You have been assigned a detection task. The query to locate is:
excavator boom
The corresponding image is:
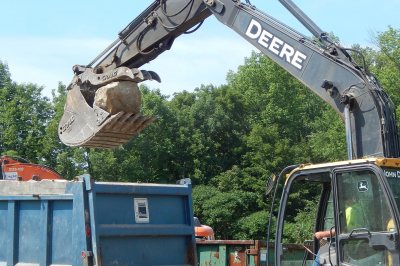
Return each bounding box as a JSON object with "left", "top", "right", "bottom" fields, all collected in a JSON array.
[{"left": 59, "top": 0, "right": 400, "bottom": 158}]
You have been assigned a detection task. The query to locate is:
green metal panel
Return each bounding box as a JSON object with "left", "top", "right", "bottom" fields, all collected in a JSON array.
[{"left": 219, "top": 245, "right": 227, "bottom": 264}]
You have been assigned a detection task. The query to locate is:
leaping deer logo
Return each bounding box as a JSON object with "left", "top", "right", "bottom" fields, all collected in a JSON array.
[{"left": 358, "top": 180, "right": 368, "bottom": 192}]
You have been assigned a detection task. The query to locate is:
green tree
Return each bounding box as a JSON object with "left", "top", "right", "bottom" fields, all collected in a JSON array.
[
  {"left": 99, "top": 86, "right": 179, "bottom": 183},
  {"left": 0, "top": 61, "right": 11, "bottom": 88},
  {"left": 309, "top": 106, "right": 346, "bottom": 162},
  {"left": 193, "top": 184, "right": 259, "bottom": 239},
  {"left": 371, "top": 27, "right": 400, "bottom": 116},
  {"left": 38, "top": 82, "right": 87, "bottom": 178},
  {"left": 234, "top": 211, "right": 270, "bottom": 240},
  {"left": 0, "top": 62, "right": 53, "bottom": 162},
  {"left": 169, "top": 85, "right": 249, "bottom": 184},
  {"left": 227, "top": 52, "right": 327, "bottom": 177}
]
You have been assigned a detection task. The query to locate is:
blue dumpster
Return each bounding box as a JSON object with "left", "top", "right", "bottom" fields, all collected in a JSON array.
[{"left": 0, "top": 175, "right": 196, "bottom": 265}]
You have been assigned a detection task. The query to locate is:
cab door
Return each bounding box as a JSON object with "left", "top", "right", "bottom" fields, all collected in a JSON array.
[{"left": 333, "top": 166, "right": 399, "bottom": 265}]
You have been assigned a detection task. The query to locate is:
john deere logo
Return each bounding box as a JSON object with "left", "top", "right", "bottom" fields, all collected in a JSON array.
[{"left": 358, "top": 180, "right": 368, "bottom": 192}]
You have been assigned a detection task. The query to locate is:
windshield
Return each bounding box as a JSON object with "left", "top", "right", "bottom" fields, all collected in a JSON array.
[
  {"left": 336, "top": 169, "right": 392, "bottom": 233},
  {"left": 383, "top": 167, "right": 400, "bottom": 210},
  {"left": 335, "top": 168, "right": 397, "bottom": 264}
]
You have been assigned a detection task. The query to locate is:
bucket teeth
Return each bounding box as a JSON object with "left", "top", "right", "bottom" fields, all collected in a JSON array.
[{"left": 78, "top": 113, "right": 155, "bottom": 148}]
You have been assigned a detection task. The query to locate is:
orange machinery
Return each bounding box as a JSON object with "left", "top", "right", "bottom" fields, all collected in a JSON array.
[
  {"left": 194, "top": 217, "right": 215, "bottom": 240},
  {"left": 0, "top": 155, "right": 63, "bottom": 181}
]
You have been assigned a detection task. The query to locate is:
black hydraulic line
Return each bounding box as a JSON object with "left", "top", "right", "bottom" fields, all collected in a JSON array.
[
  {"left": 184, "top": 20, "right": 204, "bottom": 34},
  {"left": 87, "top": 1, "right": 161, "bottom": 68},
  {"left": 157, "top": 0, "right": 196, "bottom": 30},
  {"left": 92, "top": 0, "right": 211, "bottom": 70},
  {"left": 118, "top": 1, "right": 160, "bottom": 40},
  {"left": 160, "top": 0, "right": 193, "bottom": 17}
]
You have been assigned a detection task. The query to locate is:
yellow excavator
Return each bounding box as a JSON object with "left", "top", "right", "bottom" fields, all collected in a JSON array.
[{"left": 59, "top": 0, "right": 400, "bottom": 264}]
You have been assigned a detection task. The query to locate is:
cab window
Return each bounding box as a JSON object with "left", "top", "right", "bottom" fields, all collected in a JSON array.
[{"left": 335, "top": 169, "right": 395, "bottom": 265}]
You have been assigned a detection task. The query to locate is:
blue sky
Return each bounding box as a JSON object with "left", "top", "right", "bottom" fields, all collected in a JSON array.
[{"left": 1, "top": 0, "right": 399, "bottom": 98}]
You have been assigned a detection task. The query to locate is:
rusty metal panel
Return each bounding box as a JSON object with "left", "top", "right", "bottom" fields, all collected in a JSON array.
[{"left": 228, "top": 244, "right": 247, "bottom": 266}]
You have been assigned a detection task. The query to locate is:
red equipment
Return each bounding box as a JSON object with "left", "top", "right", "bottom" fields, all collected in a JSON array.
[{"left": 0, "top": 155, "right": 63, "bottom": 181}]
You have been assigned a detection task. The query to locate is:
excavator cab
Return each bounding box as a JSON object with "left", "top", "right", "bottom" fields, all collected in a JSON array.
[
  {"left": 58, "top": 65, "right": 159, "bottom": 148},
  {"left": 194, "top": 217, "right": 215, "bottom": 240},
  {"left": 271, "top": 158, "right": 400, "bottom": 266}
]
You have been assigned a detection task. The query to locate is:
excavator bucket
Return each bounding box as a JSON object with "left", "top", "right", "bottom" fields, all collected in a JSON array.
[{"left": 58, "top": 82, "right": 155, "bottom": 149}]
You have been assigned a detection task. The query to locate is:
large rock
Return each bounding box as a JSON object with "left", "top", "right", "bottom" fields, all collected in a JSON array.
[{"left": 94, "top": 81, "right": 141, "bottom": 115}]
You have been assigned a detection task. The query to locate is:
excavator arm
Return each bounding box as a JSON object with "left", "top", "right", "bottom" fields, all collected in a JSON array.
[
  {"left": 59, "top": 0, "right": 400, "bottom": 158},
  {"left": 58, "top": 0, "right": 211, "bottom": 148}
]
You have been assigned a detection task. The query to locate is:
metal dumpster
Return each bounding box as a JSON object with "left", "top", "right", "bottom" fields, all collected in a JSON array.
[
  {"left": 0, "top": 175, "right": 196, "bottom": 265},
  {"left": 196, "top": 240, "right": 306, "bottom": 266}
]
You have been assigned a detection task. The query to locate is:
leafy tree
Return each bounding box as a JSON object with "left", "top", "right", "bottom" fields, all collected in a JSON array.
[
  {"left": 309, "top": 106, "right": 346, "bottom": 162},
  {"left": 283, "top": 200, "right": 318, "bottom": 243},
  {"left": 370, "top": 27, "right": 400, "bottom": 117},
  {"left": 86, "top": 149, "right": 118, "bottom": 181},
  {"left": 101, "top": 86, "right": 179, "bottom": 183},
  {"left": 170, "top": 85, "right": 249, "bottom": 184},
  {"left": 226, "top": 52, "right": 330, "bottom": 186},
  {"left": 234, "top": 210, "right": 270, "bottom": 240},
  {"left": 0, "top": 61, "right": 11, "bottom": 88},
  {"left": 54, "top": 149, "right": 87, "bottom": 179},
  {"left": 38, "top": 82, "right": 87, "bottom": 178},
  {"left": 193, "top": 184, "right": 259, "bottom": 239},
  {"left": 40, "top": 84, "right": 68, "bottom": 164},
  {"left": 0, "top": 62, "right": 52, "bottom": 162}
]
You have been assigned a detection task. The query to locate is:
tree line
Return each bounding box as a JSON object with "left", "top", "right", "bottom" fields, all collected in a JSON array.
[{"left": 0, "top": 27, "right": 399, "bottom": 240}]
